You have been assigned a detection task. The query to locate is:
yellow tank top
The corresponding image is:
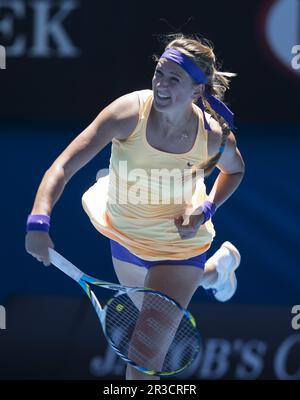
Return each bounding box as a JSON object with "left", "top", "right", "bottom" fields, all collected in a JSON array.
[{"left": 82, "top": 90, "right": 215, "bottom": 260}]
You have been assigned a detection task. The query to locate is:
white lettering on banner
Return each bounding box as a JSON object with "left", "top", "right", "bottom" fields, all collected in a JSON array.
[
  {"left": 259, "top": 0, "right": 300, "bottom": 79},
  {"left": 291, "top": 46, "right": 300, "bottom": 70},
  {"left": 0, "top": 305, "right": 6, "bottom": 329},
  {"left": 198, "top": 339, "right": 266, "bottom": 380},
  {"left": 0, "top": 44, "right": 5, "bottom": 68},
  {"left": 291, "top": 305, "right": 300, "bottom": 330},
  {"left": 274, "top": 334, "right": 300, "bottom": 380},
  {"left": 29, "top": 0, "right": 80, "bottom": 57},
  {"left": 0, "top": 0, "right": 26, "bottom": 57},
  {"left": 0, "top": 0, "right": 80, "bottom": 58},
  {"left": 200, "top": 339, "right": 231, "bottom": 379},
  {"left": 89, "top": 335, "right": 300, "bottom": 379},
  {"left": 235, "top": 340, "right": 267, "bottom": 379}
]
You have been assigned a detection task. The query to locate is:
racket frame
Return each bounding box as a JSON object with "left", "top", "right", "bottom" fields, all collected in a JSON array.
[{"left": 48, "top": 248, "right": 200, "bottom": 376}]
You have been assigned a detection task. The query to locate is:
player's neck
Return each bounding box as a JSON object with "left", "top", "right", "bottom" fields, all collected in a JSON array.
[{"left": 152, "top": 105, "right": 194, "bottom": 135}]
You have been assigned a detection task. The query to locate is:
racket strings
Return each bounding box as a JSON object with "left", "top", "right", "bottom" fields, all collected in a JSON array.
[{"left": 104, "top": 291, "right": 200, "bottom": 373}]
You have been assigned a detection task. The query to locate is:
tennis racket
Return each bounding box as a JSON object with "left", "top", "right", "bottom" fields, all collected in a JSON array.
[{"left": 48, "top": 248, "right": 201, "bottom": 376}]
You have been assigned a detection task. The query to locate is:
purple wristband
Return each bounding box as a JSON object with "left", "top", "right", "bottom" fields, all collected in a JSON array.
[
  {"left": 202, "top": 201, "right": 217, "bottom": 224},
  {"left": 26, "top": 214, "right": 50, "bottom": 233}
]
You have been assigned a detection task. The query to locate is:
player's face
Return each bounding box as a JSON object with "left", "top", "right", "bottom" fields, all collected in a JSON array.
[{"left": 152, "top": 58, "right": 198, "bottom": 112}]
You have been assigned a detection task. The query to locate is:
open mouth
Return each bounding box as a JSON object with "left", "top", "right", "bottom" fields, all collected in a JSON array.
[{"left": 156, "top": 92, "right": 171, "bottom": 101}]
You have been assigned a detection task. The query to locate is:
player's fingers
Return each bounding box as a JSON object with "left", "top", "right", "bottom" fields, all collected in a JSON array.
[
  {"left": 175, "top": 217, "right": 191, "bottom": 230},
  {"left": 44, "top": 249, "right": 52, "bottom": 266},
  {"left": 43, "top": 260, "right": 51, "bottom": 267},
  {"left": 182, "top": 215, "right": 190, "bottom": 225},
  {"left": 33, "top": 252, "right": 50, "bottom": 266},
  {"left": 174, "top": 216, "right": 183, "bottom": 225}
]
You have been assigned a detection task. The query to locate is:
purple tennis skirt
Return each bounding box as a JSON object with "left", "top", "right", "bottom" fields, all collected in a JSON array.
[{"left": 109, "top": 239, "right": 207, "bottom": 269}]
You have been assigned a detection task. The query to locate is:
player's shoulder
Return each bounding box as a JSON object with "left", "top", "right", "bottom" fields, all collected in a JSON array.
[
  {"left": 104, "top": 89, "right": 152, "bottom": 140},
  {"left": 136, "top": 89, "right": 153, "bottom": 102},
  {"left": 104, "top": 91, "right": 140, "bottom": 140},
  {"left": 206, "top": 115, "right": 236, "bottom": 156},
  {"left": 107, "top": 90, "right": 139, "bottom": 119},
  {"left": 108, "top": 89, "right": 152, "bottom": 120}
]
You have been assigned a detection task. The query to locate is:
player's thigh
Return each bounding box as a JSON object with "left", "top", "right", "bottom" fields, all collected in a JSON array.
[
  {"left": 144, "top": 264, "right": 204, "bottom": 308},
  {"left": 111, "top": 256, "right": 147, "bottom": 288}
]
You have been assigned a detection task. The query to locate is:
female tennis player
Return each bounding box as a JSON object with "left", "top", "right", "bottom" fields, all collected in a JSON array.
[{"left": 25, "top": 33, "right": 245, "bottom": 380}]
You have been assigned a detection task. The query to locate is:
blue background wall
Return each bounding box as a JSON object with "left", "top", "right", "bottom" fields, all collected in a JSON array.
[{"left": 1, "top": 121, "right": 298, "bottom": 305}]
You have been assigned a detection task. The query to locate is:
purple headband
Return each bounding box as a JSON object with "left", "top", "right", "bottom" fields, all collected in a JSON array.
[{"left": 160, "top": 48, "right": 235, "bottom": 131}]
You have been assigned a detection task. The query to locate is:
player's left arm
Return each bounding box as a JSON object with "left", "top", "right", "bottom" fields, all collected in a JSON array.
[{"left": 207, "top": 117, "right": 245, "bottom": 208}]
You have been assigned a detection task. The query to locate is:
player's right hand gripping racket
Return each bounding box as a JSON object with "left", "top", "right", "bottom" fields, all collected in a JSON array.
[{"left": 48, "top": 248, "right": 201, "bottom": 376}]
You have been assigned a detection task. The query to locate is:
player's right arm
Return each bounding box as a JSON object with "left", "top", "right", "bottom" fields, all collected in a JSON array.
[{"left": 25, "top": 91, "right": 140, "bottom": 266}]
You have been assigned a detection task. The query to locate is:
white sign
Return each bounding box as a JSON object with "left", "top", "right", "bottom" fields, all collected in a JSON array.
[
  {"left": 259, "top": 0, "right": 300, "bottom": 79},
  {"left": 0, "top": 0, "right": 81, "bottom": 58}
]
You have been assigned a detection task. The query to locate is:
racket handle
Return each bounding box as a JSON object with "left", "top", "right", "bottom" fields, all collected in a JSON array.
[
  {"left": 48, "top": 248, "right": 84, "bottom": 282},
  {"left": 182, "top": 203, "right": 204, "bottom": 226},
  {"left": 182, "top": 215, "right": 190, "bottom": 225}
]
